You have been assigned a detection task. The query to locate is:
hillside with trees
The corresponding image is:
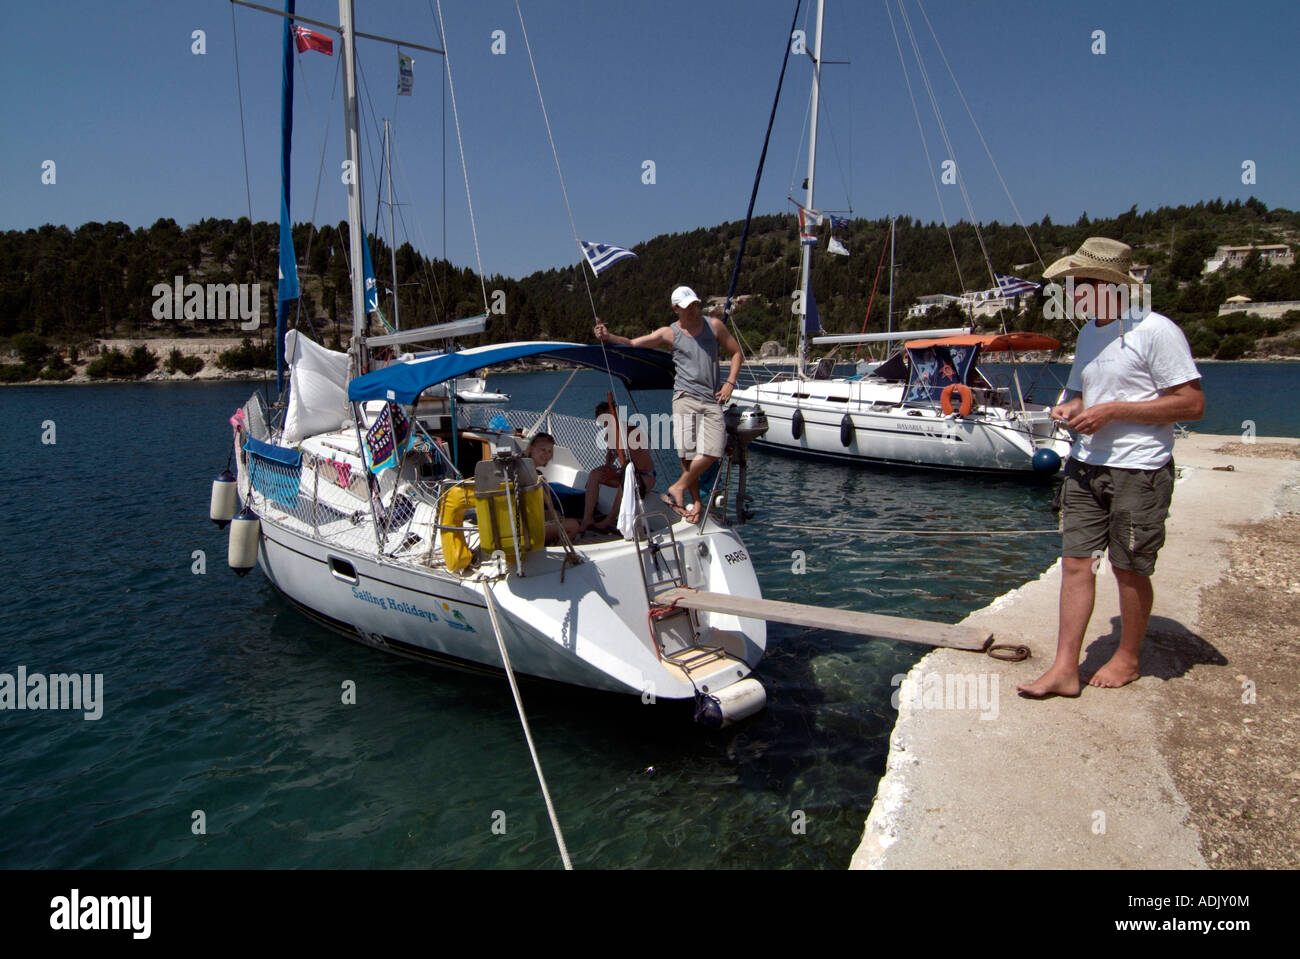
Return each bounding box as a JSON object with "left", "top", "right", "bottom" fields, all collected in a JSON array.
[{"left": 3, "top": 198, "right": 1299, "bottom": 380}]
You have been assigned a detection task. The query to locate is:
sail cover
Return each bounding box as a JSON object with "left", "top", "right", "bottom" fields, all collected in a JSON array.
[
  {"left": 282, "top": 330, "right": 350, "bottom": 443},
  {"left": 348, "top": 342, "right": 675, "bottom": 405}
]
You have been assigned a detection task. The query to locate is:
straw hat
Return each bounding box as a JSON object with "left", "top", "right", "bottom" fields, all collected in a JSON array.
[{"left": 1042, "top": 237, "right": 1136, "bottom": 286}]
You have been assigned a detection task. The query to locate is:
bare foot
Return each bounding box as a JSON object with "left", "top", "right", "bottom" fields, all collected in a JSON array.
[
  {"left": 665, "top": 484, "right": 687, "bottom": 511},
  {"left": 1017, "top": 666, "right": 1082, "bottom": 698},
  {"left": 684, "top": 503, "right": 703, "bottom": 523},
  {"left": 658, "top": 493, "right": 690, "bottom": 518},
  {"left": 1085, "top": 656, "right": 1140, "bottom": 688}
]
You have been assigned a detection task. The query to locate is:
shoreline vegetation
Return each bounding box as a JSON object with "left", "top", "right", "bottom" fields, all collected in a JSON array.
[
  {"left": 0, "top": 336, "right": 604, "bottom": 386},
  {"left": 4, "top": 199, "right": 1300, "bottom": 382},
  {"left": 3, "top": 335, "right": 1298, "bottom": 387}
]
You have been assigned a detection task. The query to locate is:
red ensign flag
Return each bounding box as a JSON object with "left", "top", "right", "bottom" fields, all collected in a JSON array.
[{"left": 293, "top": 26, "right": 334, "bottom": 56}]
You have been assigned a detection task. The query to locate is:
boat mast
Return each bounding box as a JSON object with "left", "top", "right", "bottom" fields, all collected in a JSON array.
[
  {"left": 887, "top": 216, "right": 895, "bottom": 336},
  {"left": 339, "top": 0, "right": 367, "bottom": 371},
  {"left": 384, "top": 118, "right": 400, "bottom": 331},
  {"left": 276, "top": 0, "right": 296, "bottom": 396},
  {"left": 796, "top": 0, "right": 825, "bottom": 377}
]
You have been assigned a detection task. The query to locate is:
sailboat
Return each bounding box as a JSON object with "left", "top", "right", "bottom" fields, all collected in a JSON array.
[
  {"left": 370, "top": 118, "right": 508, "bottom": 405},
  {"left": 731, "top": 0, "right": 1072, "bottom": 476},
  {"left": 213, "top": 0, "right": 770, "bottom": 725}
]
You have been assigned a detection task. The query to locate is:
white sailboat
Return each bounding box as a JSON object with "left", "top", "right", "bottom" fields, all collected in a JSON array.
[
  {"left": 732, "top": 0, "right": 1072, "bottom": 476},
  {"left": 213, "top": 0, "right": 770, "bottom": 725}
]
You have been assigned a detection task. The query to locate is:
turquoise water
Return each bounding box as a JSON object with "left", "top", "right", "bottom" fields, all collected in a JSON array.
[{"left": 0, "top": 362, "right": 1293, "bottom": 869}]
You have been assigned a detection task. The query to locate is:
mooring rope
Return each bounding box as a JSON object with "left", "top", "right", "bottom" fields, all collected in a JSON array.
[
  {"left": 482, "top": 581, "right": 573, "bottom": 871},
  {"left": 763, "top": 522, "right": 1059, "bottom": 535}
]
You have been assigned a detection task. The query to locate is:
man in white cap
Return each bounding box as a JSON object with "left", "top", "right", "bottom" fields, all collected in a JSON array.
[
  {"left": 1019, "top": 237, "right": 1204, "bottom": 698},
  {"left": 594, "top": 286, "right": 743, "bottom": 522}
]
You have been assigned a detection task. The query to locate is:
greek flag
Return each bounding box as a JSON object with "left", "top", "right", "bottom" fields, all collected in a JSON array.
[
  {"left": 580, "top": 240, "right": 638, "bottom": 275},
  {"left": 996, "top": 274, "right": 1041, "bottom": 297}
]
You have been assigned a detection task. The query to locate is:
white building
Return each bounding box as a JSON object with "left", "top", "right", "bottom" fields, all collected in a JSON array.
[{"left": 1203, "top": 243, "right": 1293, "bottom": 275}]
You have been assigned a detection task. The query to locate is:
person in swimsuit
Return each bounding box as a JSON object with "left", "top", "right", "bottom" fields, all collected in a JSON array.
[{"left": 579, "top": 401, "right": 656, "bottom": 533}]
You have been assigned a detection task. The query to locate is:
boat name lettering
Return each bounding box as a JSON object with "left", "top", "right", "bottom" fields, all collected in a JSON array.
[
  {"left": 351, "top": 587, "right": 442, "bottom": 624},
  {"left": 724, "top": 549, "right": 748, "bottom": 565}
]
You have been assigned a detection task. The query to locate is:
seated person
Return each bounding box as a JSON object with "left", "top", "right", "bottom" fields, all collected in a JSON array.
[
  {"left": 580, "top": 401, "right": 657, "bottom": 533},
  {"left": 525, "top": 432, "right": 581, "bottom": 544}
]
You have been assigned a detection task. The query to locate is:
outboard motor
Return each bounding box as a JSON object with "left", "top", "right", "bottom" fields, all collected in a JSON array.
[{"left": 723, "top": 404, "right": 769, "bottom": 524}]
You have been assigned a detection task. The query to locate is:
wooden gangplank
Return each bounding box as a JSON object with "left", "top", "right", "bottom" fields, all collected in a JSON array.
[{"left": 657, "top": 588, "right": 992, "bottom": 652}]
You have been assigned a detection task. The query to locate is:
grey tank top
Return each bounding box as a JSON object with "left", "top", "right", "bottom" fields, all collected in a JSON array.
[{"left": 672, "top": 320, "right": 719, "bottom": 400}]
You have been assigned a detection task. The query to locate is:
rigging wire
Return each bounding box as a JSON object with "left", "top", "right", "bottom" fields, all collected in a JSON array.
[
  {"left": 228, "top": 1, "right": 274, "bottom": 413},
  {"left": 294, "top": 47, "right": 344, "bottom": 337},
  {"left": 914, "top": 0, "right": 1045, "bottom": 273},
  {"left": 512, "top": 0, "right": 596, "bottom": 320},
  {"left": 392, "top": 154, "right": 448, "bottom": 326},
  {"left": 434, "top": 0, "right": 490, "bottom": 315},
  {"left": 895, "top": 0, "right": 997, "bottom": 291},
  {"left": 723, "top": 0, "right": 803, "bottom": 329},
  {"left": 884, "top": 0, "right": 964, "bottom": 293},
  {"left": 513, "top": 0, "right": 618, "bottom": 400},
  {"left": 228, "top": 2, "right": 260, "bottom": 279}
]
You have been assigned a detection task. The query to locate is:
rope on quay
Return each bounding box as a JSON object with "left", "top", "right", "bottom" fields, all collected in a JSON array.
[
  {"left": 483, "top": 581, "right": 573, "bottom": 870},
  {"left": 762, "top": 523, "right": 1060, "bottom": 536}
]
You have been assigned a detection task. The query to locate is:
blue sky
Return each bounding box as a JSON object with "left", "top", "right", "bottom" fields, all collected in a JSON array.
[{"left": 1, "top": 0, "right": 1296, "bottom": 279}]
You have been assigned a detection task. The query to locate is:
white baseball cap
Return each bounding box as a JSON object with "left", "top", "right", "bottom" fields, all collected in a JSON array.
[{"left": 670, "top": 286, "right": 701, "bottom": 309}]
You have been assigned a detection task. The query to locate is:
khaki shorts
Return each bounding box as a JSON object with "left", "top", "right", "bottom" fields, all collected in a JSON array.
[
  {"left": 672, "top": 392, "right": 725, "bottom": 460},
  {"left": 1060, "top": 459, "right": 1175, "bottom": 576}
]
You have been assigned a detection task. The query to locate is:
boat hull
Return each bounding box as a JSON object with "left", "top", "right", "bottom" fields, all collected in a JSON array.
[
  {"left": 735, "top": 382, "right": 1069, "bottom": 475},
  {"left": 253, "top": 510, "right": 765, "bottom": 700}
]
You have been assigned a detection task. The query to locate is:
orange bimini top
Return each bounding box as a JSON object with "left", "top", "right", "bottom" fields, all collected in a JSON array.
[{"left": 903, "top": 332, "right": 1061, "bottom": 353}]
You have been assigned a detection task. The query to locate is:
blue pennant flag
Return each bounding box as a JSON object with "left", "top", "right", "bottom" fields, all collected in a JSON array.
[
  {"left": 996, "top": 273, "right": 1041, "bottom": 297},
  {"left": 829, "top": 215, "right": 850, "bottom": 229},
  {"left": 361, "top": 235, "right": 379, "bottom": 313},
  {"left": 278, "top": 198, "right": 299, "bottom": 302},
  {"left": 803, "top": 284, "right": 821, "bottom": 334},
  {"left": 580, "top": 240, "right": 638, "bottom": 276}
]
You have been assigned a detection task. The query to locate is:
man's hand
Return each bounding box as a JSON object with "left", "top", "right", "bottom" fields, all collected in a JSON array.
[
  {"left": 1067, "top": 401, "right": 1118, "bottom": 436},
  {"left": 1051, "top": 395, "right": 1083, "bottom": 425},
  {"left": 593, "top": 320, "right": 609, "bottom": 341},
  {"left": 716, "top": 381, "right": 735, "bottom": 404}
]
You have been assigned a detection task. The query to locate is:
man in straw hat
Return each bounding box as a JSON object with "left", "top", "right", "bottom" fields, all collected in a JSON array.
[
  {"left": 1018, "top": 237, "right": 1204, "bottom": 698},
  {"left": 594, "top": 286, "right": 743, "bottom": 522}
]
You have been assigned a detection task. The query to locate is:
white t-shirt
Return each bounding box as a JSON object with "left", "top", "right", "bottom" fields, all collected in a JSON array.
[{"left": 1066, "top": 310, "right": 1200, "bottom": 469}]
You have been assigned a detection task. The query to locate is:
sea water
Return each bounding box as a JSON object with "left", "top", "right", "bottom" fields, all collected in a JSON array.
[{"left": 0, "top": 362, "right": 1293, "bottom": 868}]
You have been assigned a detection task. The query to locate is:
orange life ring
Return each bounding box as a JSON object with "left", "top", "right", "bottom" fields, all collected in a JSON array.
[{"left": 940, "top": 383, "right": 974, "bottom": 417}]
